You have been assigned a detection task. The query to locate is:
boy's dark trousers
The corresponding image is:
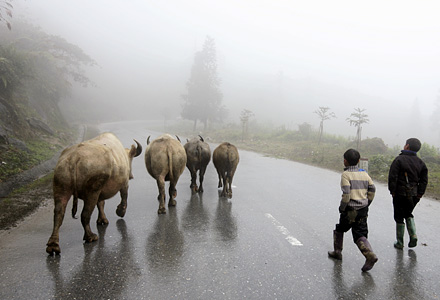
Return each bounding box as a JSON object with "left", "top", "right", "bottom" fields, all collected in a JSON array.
[
  {"left": 393, "top": 195, "right": 419, "bottom": 223},
  {"left": 393, "top": 195, "right": 419, "bottom": 248},
  {"left": 329, "top": 206, "right": 378, "bottom": 272},
  {"left": 336, "top": 206, "right": 369, "bottom": 242}
]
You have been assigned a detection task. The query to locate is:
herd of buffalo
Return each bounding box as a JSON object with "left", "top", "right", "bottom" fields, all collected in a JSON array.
[{"left": 46, "top": 133, "right": 240, "bottom": 255}]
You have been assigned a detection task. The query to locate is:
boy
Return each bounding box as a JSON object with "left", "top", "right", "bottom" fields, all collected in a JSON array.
[
  {"left": 328, "top": 149, "right": 378, "bottom": 272},
  {"left": 388, "top": 138, "right": 428, "bottom": 249}
]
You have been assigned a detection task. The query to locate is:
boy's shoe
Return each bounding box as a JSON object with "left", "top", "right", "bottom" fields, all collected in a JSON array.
[
  {"left": 328, "top": 230, "right": 343, "bottom": 260},
  {"left": 394, "top": 223, "right": 405, "bottom": 249},
  {"left": 406, "top": 217, "right": 418, "bottom": 248},
  {"left": 356, "top": 236, "right": 378, "bottom": 272}
]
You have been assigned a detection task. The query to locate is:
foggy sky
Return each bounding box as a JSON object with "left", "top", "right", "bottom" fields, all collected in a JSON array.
[{"left": 13, "top": 0, "right": 440, "bottom": 146}]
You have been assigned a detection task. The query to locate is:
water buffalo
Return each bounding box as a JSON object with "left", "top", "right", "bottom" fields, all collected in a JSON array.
[
  {"left": 46, "top": 132, "right": 142, "bottom": 255},
  {"left": 184, "top": 135, "right": 211, "bottom": 193},
  {"left": 213, "top": 142, "right": 239, "bottom": 198},
  {"left": 145, "top": 134, "right": 187, "bottom": 214}
]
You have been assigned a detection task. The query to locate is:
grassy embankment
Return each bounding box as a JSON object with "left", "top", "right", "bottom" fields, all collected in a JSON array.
[
  {"left": 0, "top": 125, "right": 101, "bottom": 229},
  {"left": 170, "top": 121, "right": 440, "bottom": 200}
]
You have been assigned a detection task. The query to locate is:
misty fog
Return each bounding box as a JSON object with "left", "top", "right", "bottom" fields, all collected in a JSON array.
[{"left": 11, "top": 0, "right": 440, "bottom": 147}]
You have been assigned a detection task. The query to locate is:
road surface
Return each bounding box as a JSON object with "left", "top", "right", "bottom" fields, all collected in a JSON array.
[{"left": 1, "top": 120, "right": 439, "bottom": 299}]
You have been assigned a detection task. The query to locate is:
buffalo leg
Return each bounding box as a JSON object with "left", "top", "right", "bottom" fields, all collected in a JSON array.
[
  {"left": 227, "top": 165, "right": 238, "bottom": 198},
  {"left": 221, "top": 172, "right": 228, "bottom": 197},
  {"left": 217, "top": 171, "right": 223, "bottom": 188},
  {"left": 81, "top": 193, "right": 99, "bottom": 243},
  {"left": 157, "top": 176, "right": 166, "bottom": 214},
  {"left": 46, "top": 192, "right": 70, "bottom": 255},
  {"left": 96, "top": 200, "right": 109, "bottom": 225},
  {"left": 190, "top": 168, "right": 198, "bottom": 192},
  {"left": 168, "top": 178, "right": 178, "bottom": 207},
  {"left": 198, "top": 167, "right": 206, "bottom": 193},
  {"left": 116, "top": 185, "right": 128, "bottom": 217}
]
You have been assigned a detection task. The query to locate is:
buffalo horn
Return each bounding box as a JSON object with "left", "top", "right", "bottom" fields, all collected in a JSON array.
[
  {"left": 147, "top": 136, "right": 150, "bottom": 145},
  {"left": 198, "top": 135, "right": 204, "bottom": 142},
  {"left": 133, "top": 139, "right": 142, "bottom": 157}
]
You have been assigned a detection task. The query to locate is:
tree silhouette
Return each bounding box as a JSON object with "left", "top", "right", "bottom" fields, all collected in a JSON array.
[
  {"left": 181, "top": 36, "right": 224, "bottom": 131},
  {"left": 346, "top": 108, "right": 369, "bottom": 149},
  {"left": 314, "top": 106, "right": 336, "bottom": 145},
  {"left": 240, "top": 109, "right": 254, "bottom": 141},
  {"left": 298, "top": 122, "right": 312, "bottom": 140},
  {"left": 430, "top": 91, "right": 440, "bottom": 143}
]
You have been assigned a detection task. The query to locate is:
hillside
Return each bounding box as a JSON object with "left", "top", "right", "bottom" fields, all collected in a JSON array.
[{"left": 0, "top": 21, "right": 95, "bottom": 183}]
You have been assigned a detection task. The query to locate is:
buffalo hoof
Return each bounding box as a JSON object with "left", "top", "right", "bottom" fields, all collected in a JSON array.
[
  {"left": 190, "top": 184, "right": 198, "bottom": 192},
  {"left": 97, "top": 217, "right": 109, "bottom": 225},
  {"left": 46, "top": 243, "right": 61, "bottom": 256},
  {"left": 168, "top": 199, "right": 177, "bottom": 207},
  {"left": 198, "top": 186, "right": 204, "bottom": 193},
  {"left": 116, "top": 205, "right": 126, "bottom": 218},
  {"left": 83, "top": 233, "right": 98, "bottom": 243},
  {"left": 158, "top": 207, "right": 166, "bottom": 214}
]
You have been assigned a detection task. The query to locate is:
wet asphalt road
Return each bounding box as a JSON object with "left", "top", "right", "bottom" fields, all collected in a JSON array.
[{"left": 0, "top": 120, "right": 439, "bottom": 300}]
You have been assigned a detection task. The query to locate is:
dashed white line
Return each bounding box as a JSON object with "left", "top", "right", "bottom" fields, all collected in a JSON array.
[{"left": 265, "top": 213, "right": 303, "bottom": 246}]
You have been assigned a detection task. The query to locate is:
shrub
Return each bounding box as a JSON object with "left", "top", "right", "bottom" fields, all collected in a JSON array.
[
  {"left": 419, "top": 143, "right": 440, "bottom": 159},
  {"left": 367, "top": 154, "right": 394, "bottom": 179},
  {"left": 359, "top": 137, "right": 388, "bottom": 155}
]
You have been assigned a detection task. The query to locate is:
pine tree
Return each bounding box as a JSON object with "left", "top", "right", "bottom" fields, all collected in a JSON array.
[{"left": 181, "top": 36, "right": 224, "bottom": 131}]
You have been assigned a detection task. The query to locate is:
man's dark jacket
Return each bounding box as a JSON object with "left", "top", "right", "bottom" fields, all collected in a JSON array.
[{"left": 388, "top": 150, "right": 428, "bottom": 197}]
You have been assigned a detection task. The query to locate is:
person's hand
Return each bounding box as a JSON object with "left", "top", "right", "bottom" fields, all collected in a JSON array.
[{"left": 338, "top": 205, "right": 345, "bottom": 213}]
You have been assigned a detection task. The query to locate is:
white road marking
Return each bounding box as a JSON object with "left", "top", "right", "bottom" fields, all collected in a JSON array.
[{"left": 265, "top": 213, "right": 303, "bottom": 246}]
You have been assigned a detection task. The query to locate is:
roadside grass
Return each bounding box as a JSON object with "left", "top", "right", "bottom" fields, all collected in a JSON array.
[
  {"left": 0, "top": 140, "right": 62, "bottom": 182},
  {"left": 0, "top": 124, "right": 78, "bottom": 183},
  {"left": 169, "top": 121, "right": 440, "bottom": 200},
  {"left": 0, "top": 173, "right": 53, "bottom": 230}
]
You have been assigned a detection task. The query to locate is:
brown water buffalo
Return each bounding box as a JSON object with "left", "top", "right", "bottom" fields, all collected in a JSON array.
[
  {"left": 144, "top": 134, "right": 187, "bottom": 214},
  {"left": 46, "top": 132, "right": 142, "bottom": 255},
  {"left": 213, "top": 142, "right": 239, "bottom": 198},
  {"left": 184, "top": 135, "right": 211, "bottom": 193}
]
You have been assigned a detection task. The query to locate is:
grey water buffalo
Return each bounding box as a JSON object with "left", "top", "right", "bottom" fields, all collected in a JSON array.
[
  {"left": 184, "top": 135, "right": 211, "bottom": 193},
  {"left": 145, "top": 134, "right": 187, "bottom": 214},
  {"left": 46, "top": 132, "right": 142, "bottom": 255},
  {"left": 213, "top": 142, "right": 239, "bottom": 198}
]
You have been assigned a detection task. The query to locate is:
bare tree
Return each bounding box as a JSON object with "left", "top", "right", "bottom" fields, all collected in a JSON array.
[
  {"left": 240, "top": 109, "right": 254, "bottom": 141},
  {"left": 314, "top": 106, "right": 336, "bottom": 145},
  {"left": 346, "top": 108, "right": 369, "bottom": 149}
]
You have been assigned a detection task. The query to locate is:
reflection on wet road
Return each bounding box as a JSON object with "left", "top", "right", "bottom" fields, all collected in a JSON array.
[{"left": 0, "top": 121, "right": 439, "bottom": 299}]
